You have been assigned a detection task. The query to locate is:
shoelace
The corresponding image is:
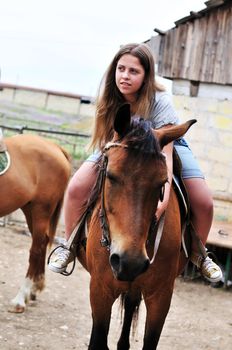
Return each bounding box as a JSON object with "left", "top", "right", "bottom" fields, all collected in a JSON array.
[
  {"left": 55, "top": 247, "right": 70, "bottom": 262},
  {"left": 203, "top": 258, "right": 218, "bottom": 273}
]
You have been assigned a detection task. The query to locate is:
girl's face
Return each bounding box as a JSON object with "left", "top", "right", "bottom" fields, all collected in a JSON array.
[{"left": 115, "top": 54, "right": 145, "bottom": 103}]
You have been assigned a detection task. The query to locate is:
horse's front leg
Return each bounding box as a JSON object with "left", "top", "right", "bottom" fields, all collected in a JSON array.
[
  {"left": 9, "top": 213, "right": 49, "bottom": 313},
  {"left": 117, "top": 290, "right": 142, "bottom": 350},
  {"left": 88, "top": 278, "right": 115, "bottom": 350},
  {"left": 142, "top": 287, "right": 174, "bottom": 349},
  {"left": 9, "top": 275, "right": 45, "bottom": 313}
]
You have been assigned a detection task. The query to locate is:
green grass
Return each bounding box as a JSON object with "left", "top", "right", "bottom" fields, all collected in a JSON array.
[{"left": 0, "top": 112, "right": 91, "bottom": 162}]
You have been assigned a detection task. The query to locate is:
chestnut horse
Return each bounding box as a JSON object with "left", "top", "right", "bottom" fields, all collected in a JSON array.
[
  {"left": 77, "top": 104, "right": 196, "bottom": 349},
  {"left": 0, "top": 134, "right": 71, "bottom": 313}
]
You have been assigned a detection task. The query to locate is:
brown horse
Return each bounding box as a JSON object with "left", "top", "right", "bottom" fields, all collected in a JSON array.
[
  {"left": 76, "top": 104, "right": 196, "bottom": 349},
  {"left": 0, "top": 134, "right": 71, "bottom": 313}
]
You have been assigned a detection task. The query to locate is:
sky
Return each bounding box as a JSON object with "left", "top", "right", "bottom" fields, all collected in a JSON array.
[{"left": 0, "top": 0, "right": 207, "bottom": 97}]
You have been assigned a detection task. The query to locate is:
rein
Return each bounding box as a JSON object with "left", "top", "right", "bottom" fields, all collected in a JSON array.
[
  {"left": 99, "top": 154, "right": 110, "bottom": 249},
  {"left": 98, "top": 141, "right": 166, "bottom": 264},
  {"left": 99, "top": 142, "right": 129, "bottom": 249}
]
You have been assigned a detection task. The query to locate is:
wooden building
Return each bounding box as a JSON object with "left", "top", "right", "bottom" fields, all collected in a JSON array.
[
  {"left": 148, "top": 0, "right": 232, "bottom": 98},
  {"left": 147, "top": 0, "right": 232, "bottom": 223}
]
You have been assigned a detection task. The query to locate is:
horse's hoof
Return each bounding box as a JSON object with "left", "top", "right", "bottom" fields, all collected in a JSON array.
[
  {"left": 30, "top": 293, "right": 36, "bottom": 301},
  {"left": 8, "top": 304, "right": 26, "bottom": 313}
]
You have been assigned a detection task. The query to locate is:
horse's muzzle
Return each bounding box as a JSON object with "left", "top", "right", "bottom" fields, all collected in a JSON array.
[{"left": 109, "top": 252, "right": 150, "bottom": 281}]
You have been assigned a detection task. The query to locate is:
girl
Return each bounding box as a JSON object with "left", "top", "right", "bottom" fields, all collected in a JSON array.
[{"left": 48, "top": 43, "right": 222, "bottom": 283}]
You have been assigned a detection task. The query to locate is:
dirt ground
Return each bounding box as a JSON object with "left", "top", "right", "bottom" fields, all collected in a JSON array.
[{"left": 0, "top": 224, "right": 232, "bottom": 350}]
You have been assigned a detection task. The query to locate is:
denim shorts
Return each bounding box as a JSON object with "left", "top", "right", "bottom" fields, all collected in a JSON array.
[
  {"left": 86, "top": 139, "right": 204, "bottom": 179},
  {"left": 174, "top": 138, "right": 204, "bottom": 179}
]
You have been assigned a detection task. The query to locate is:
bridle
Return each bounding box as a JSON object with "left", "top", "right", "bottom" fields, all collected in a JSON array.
[
  {"left": 98, "top": 141, "right": 166, "bottom": 264},
  {"left": 98, "top": 142, "right": 128, "bottom": 249}
]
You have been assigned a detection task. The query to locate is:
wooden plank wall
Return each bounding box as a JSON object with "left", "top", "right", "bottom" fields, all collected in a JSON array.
[{"left": 158, "top": 4, "right": 232, "bottom": 84}]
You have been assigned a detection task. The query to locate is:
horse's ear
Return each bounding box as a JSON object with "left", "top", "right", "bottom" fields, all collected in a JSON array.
[
  {"left": 114, "top": 103, "right": 131, "bottom": 137},
  {"left": 153, "top": 119, "right": 197, "bottom": 149}
]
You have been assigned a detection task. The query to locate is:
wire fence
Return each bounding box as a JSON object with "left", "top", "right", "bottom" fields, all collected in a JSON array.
[
  {"left": 0, "top": 124, "right": 91, "bottom": 228},
  {"left": 0, "top": 123, "right": 91, "bottom": 162}
]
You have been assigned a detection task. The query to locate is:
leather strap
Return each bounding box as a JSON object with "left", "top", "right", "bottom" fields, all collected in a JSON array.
[
  {"left": 150, "top": 212, "right": 165, "bottom": 264},
  {"left": 189, "top": 222, "right": 207, "bottom": 259},
  {"left": 65, "top": 210, "right": 89, "bottom": 250}
]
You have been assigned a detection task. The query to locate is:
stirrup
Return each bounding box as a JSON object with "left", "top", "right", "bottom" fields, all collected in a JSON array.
[
  {"left": 47, "top": 245, "right": 76, "bottom": 277},
  {"left": 206, "top": 250, "right": 219, "bottom": 263}
]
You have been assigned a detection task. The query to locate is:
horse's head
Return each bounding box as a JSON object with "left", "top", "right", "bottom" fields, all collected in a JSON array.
[{"left": 100, "top": 103, "right": 196, "bottom": 281}]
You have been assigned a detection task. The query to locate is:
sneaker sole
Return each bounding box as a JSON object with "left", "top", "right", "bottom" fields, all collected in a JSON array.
[
  {"left": 48, "top": 264, "right": 67, "bottom": 274},
  {"left": 203, "top": 273, "right": 222, "bottom": 283}
]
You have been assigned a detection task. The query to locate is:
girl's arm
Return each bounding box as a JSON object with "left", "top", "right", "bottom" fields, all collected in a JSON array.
[{"left": 155, "top": 137, "right": 173, "bottom": 221}]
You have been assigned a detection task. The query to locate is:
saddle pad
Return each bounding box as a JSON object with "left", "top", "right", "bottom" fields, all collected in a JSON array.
[{"left": 0, "top": 151, "right": 11, "bottom": 175}]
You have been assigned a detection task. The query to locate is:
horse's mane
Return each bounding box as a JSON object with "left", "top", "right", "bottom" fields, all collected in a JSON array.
[
  {"left": 122, "top": 117, "right": 162, "bottom": 157},
  {"left": 87, "top": 118, "right": 165, "bottom": 210}
]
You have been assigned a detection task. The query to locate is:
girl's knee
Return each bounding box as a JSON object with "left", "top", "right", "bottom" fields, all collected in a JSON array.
[
  {"left": 66, "top": 168, "right": 96, "bottom": 201},
  {"left": 200, "top": 185, "right": 213, "bottom": 213},
  {"left": 202, "top": 195, "right": 213, "bottom": 214},
  {"left": 66, "top": 179, "right": 80, "bottom": 200},
  {"left": 185, "top": 178, "right": 214, "bottom": 215},
  {"left": 192, "top": 190, "right": 214, "bottom": 217}
]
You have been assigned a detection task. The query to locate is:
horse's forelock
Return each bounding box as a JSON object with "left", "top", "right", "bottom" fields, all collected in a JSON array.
[
  {"left": 124, "top": 118, "right": 162, "bottom": 157},
  {"left": 87, "top": 119, "right": 165, "bottom": 208}
]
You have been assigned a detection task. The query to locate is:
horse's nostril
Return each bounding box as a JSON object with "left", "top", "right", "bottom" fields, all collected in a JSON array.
[
  {"left": 110, "top": 253, "right": 150, "bottom": 281},
  {"left": 110, "top": 253, "right": 120, "bottom": 271}
]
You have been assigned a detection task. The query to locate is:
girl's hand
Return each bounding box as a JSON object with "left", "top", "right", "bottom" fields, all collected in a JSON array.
[{"left": 154, "top": 137, "right": 173, "bottom": 222}]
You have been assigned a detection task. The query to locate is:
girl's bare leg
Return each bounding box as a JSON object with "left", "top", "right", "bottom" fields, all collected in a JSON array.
[
  {"left": 183, "top": 177, "right": 213, "bottom": 249},
  {"left": 64, "top": 161, "right": 97, "bottom": 239},
  {"left": 184, "top": 178, "right": 222, "bottom": 282},
  {"left": 48, "top": 161, "right": 97, "bottom": 273}
]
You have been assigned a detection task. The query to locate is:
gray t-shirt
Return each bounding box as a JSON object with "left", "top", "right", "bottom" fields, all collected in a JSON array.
[
  {"left": 149, "top": 91, "right": 179, "bottom": 129},
  {"left": 87, "top": 92, "right": 180, "bottom": 162}
]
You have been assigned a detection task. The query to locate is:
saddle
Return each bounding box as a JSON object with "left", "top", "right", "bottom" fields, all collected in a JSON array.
[
  {"left": 172, "top": 148, "right": 191, "bottom": 257},
  {"left": 0, "top": 129, "right": 11, "bottom": 175},
  {"left": 0, "top": 128, "right": 7, "bottom": 152},
  {"left": 173, "top": 148, "right": 190, "bottom": 219}
]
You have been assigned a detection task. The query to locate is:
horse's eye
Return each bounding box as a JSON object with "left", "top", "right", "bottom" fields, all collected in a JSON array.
[{"left": 106, "top": 171, "right": 118, "bottom": 183}]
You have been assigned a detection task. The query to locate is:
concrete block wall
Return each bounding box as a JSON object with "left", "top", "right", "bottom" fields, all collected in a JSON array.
[
  {"left": 173, "top": 95, "right": 232, "bottom": 222},
  {"left": 0, "top": 87, "right": 15, "bottom": 101},
  {"left": 46, "top": 94, "right": 80, "bottom": 114},
  {"left": 14, "top": 89, "right": 47, "bottom": 108},
  {"left": 1, "top": 83, "right": 231, "bottom": 222},
  {"left": 0, "top": 84, "right": 95, "bottom": 118}
]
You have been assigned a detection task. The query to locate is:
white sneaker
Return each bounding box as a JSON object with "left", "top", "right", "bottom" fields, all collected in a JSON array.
[
  {"left": 48, "top": 246, "right": 73, "bottom": 273},
  {"left": 201, "top": 256, "right": 222, "bottom": 283}
]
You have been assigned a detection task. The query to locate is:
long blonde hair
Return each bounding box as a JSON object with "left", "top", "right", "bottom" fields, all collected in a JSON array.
[{"left": 90, "top": 43, "right": 165, "bottom": 151}]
